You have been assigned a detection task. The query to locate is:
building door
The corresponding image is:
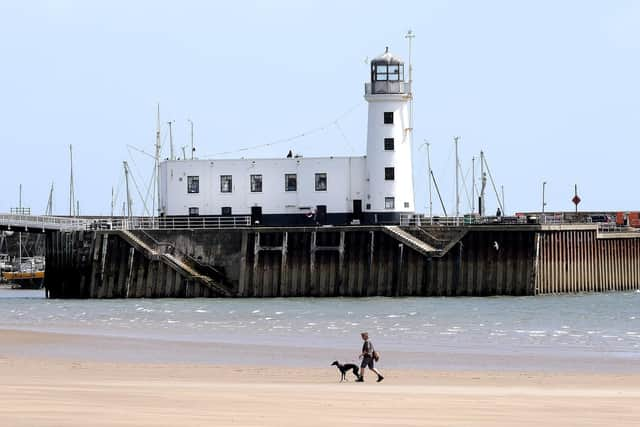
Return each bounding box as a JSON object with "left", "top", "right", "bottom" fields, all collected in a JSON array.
[
  {"left": 352, "top": 200, "right": 362, "bottom": 221},
  {"left": 316, "top": 205, "right": 327, "bottom": 225},
  {"left": 251, "top": 206, "right": 262, "bottom": 225}
]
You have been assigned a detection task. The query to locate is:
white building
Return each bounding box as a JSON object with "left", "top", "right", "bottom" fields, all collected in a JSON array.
[{"left": 159, "top": 47, "right": 415, "bottom": 225}]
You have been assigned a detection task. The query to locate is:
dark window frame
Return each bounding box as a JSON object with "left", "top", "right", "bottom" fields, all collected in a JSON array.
[
  {"left": 220, "top": 175, "right": 233, "bottom": 193},
  {"left": 384, "top": 112, "right": 394, "bottom": 124},
  {"left": 385, "top": 167, "right": 395, "bottom": 181},
  {"left": 250, "top": 174, "right": 262, "bottom": 193},
  {"left": 188, "top": 207, "right": 199, "bottom": 216},
  {"left": 315, "top": 173, "right": 327, "bottom": 191},
  {"left": 373, "top": 64, "right": 404, "bottom": 82},
  {"left": 187, "top": 176, "right": 199, "bottom": 193},
  {"left": 385, "top": 197, "right": 395, "bottom": 210},
  {"left": 285, "top": 173, "right": 297, "bottom": 192},
  {"left": 221, "top": 206, "right": 232, "bottom": 216},
  {"left": 384, "top": 137, "right": 394, "bottom": 151}
]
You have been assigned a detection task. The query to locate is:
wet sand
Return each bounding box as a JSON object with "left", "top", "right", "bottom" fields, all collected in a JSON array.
[{"left": 1, "top": 329, "right": 639, "bottom": 426}]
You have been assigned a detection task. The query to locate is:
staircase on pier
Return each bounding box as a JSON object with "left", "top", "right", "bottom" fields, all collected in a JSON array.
[{"left": 116, "top": 229, "right": 232, "bottom": 297}]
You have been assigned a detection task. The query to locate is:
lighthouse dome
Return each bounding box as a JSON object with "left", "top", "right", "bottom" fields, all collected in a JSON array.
[{"left": 371, "top": 47, "right": 404, "bottom": 65}]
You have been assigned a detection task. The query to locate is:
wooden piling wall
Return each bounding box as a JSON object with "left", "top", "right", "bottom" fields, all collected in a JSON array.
[
  {"left": 44, "top": 226, "right": 640, "bottom": 298},
  {"left": 46, "top": 231, "right": 219, "bottom": 298}
]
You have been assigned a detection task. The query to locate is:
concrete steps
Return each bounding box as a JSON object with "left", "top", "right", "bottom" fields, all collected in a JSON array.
[
  {"left": 382, "top": 226, "right": 439, "bottom": 256},
  {"left": 117, "top": 230, "right": 159, "bottom": 260},
  {"left": 162, "top": 253, "right": 232, "bottom": 297},
  {"left": 116, "top": 230, "right": 231, "bottom": 297}
]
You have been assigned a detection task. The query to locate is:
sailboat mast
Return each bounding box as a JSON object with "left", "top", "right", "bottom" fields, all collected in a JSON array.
[
  {"left": 124, "top": 161, "right": 132, "bottom": 219},
  {"left": 425, "top": 140, "right": 433, "bottom": 222},
  {"left": 155, "top": 104, "right": 161, "bottom": 218},
  {"left": 69, "top": 144, "right": 75, "bottom": 217},
  {"left": 472, "top": 157, "right": 476, "bottom": 214},
  {"left": 18, "top": 184, "right": 22, "bottom": 263},
  {"left": 45, "top": 182, "right": 54, "bottom": 215},
  {"left": 454, "top": 136, "right": 460, "bottom": 218}
]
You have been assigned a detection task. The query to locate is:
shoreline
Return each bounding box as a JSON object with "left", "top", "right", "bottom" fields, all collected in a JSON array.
[
  {"left": 1, "top": 327, "right": 638, "bottom": 373},
  {"left": 1, "top": 329, "right": 640, "bottom": 425}
]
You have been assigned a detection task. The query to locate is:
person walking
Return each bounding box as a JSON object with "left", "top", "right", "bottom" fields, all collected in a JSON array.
[{"left": 356, "top": 332, "right": 384, "bottom": 382}]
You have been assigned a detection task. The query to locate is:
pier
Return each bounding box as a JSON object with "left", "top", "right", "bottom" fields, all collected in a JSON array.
[{"left": 2, "top": 214, "right": 630, "bottom": 298}]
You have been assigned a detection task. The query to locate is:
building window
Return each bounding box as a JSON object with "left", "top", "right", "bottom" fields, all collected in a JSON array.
[
  {"left": 384, "top": 112, "right": 394, "bottom": 124},
  {"left": 188, "top": 207, "right": 199, "bottom": 216},
  {"left": 285, "top": 173, "right": 297, "bottom": 192},
  {"left": 385, "top": 197, "right": 395, "bottom": 210},
  {"left": 404, "top": 202, "right": 410, "bottom": 208},
  {"left": 250, "top": 174, "right": 262, "bottom": 192},
  {"left": 220, "top": 175, "right": 232, "bottom": 193},
  {"left": 315, "top": 173, "right": 327, "bottom": 191},
  {"left": 385, "top": 167, "right": 395, "bottom": 181},
  {"left": 187, "top": 176, "right": 199, "bottom": 193},
  {"left": 221, "top": 206, "right": 232, "bottom": 216},
  {"left": 366, "top": 203, "right": 371, "bottom": 210},
  {"left": 384, "top": 138, "right": 394, "bottom": 151}
]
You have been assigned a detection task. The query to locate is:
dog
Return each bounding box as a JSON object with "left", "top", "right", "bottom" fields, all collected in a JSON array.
[{"left": 331, "top": 360, "right": 360, "bottom": 382}]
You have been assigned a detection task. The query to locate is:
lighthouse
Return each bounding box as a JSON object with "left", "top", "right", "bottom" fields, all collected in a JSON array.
[
  {"left": 159, "top": 45, "right": 416, "bottom": 226},
  {"left": 364, "top": 47, "right": 415, "bottom": 223}
]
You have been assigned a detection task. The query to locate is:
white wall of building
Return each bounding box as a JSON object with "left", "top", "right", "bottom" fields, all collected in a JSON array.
[{"left": 159, "top": 156, "right": 366, "bottom": 216}]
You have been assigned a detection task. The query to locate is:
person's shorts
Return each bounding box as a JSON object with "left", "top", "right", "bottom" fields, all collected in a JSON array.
[{"left": 360, "top": 355, "right": 374, "bottom": 369}]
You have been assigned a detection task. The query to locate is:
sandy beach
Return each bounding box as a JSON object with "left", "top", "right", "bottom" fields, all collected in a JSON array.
[{"left": 1, "top": 329, "right": 639, "bottom": 426}]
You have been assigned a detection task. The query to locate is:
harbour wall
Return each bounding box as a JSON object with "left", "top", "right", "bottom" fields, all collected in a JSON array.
[{"left": 44, "top": 225, "right": 640, "bottom": 298}]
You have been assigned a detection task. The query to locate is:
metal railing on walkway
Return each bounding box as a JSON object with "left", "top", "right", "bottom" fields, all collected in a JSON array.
[
  {"left": 1, "top": 213, "right": 251, "bottom": 232},
  {"left": 0, "top": 213, "right": 90, "bottom": 231},
  {"left": 87, "top": 216, "right": 252, "bottom": 230}
]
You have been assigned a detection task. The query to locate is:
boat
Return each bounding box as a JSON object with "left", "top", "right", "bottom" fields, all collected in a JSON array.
[
  {"left": 0, "top": 254, "right": 12, "bottom": 273},
  {"left": 1, "top": 257, "right": 45, "bottom": 289}
]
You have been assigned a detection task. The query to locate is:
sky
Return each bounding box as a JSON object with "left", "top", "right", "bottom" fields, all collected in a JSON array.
[{"left": 0, "top": 0, "right": 638, "bottom": 216}]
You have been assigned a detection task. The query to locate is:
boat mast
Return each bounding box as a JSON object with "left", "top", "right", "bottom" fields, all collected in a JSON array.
[
  {"left": 45, "top": 182, "right": 54, "bottom": 216},
  {"left": 123, "top": 161, "right": 132, "bottom": 220},
  {"left": 471, "top": 157, "right": 475, "bottom": 214},
  {"left": 69, "top": 144, "right": 75, "bottom": 217},
  {"left": 454, "top": 136, "right": 460, "bottom": 219},
  {"left": 154, "top": 104, "right": 161, "bottom": 219},
  {"left": 18, "top": 184, "right": 22, "bottom": 264},
  {"left": 426, "top": 140, "right": 433, "bottom": 222}
]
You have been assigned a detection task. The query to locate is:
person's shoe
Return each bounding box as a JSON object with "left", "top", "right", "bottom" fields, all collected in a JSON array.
[
  {"left": 355, "top": 376, "right": 364, "bottom": 382},
  {"left": 376, "top": 375, "right": 384, "bottom": 382}
]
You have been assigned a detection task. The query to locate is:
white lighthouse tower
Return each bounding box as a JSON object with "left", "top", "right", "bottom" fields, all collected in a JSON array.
[{"left": 364, "top": 47, "right": 415, "bottom": 223}]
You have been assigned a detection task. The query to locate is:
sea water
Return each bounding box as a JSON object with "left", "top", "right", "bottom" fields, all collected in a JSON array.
[{"left": 1, "top": 289, "right": 639, "bottom": 363}]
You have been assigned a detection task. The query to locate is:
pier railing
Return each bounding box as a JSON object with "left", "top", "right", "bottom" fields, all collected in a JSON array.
[
  {"left": 400, "top": 213, "right": 638, "bottom": 233},
  {"left": 400, "top": 214, "right": 528, "bottom": 227},
  {"left": 87, "top": 216, "right": 252, "bottom": 231},
  {"left": 0, "top": 213, "right": 91, "bottom": 231}
]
